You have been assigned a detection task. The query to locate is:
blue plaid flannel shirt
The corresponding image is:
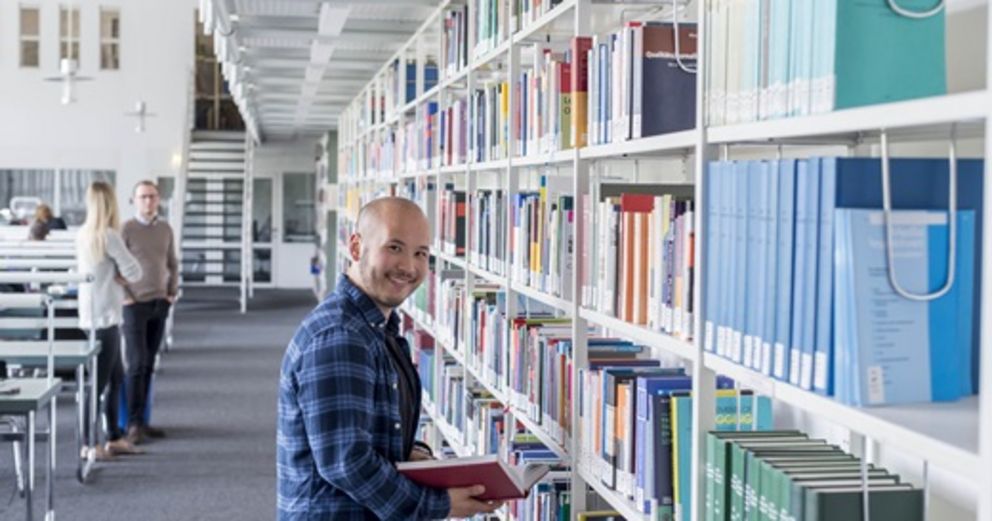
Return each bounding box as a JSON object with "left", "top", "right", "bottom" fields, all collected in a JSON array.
[{"left": 277, "top": 275, "right": 450, "bottom": 520}]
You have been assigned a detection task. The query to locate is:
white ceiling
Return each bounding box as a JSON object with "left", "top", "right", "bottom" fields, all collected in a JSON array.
[{"left": 200, "top": 0, "right": 438, "bottom": 141}]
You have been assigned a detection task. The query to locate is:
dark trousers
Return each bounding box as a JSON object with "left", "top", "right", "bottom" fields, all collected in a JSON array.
[
  {"left": 85, "top": 326, "right": 124, "bottom": 442},
  {"left": 122, "top": 299, "right": 170, "bottom": 427}
]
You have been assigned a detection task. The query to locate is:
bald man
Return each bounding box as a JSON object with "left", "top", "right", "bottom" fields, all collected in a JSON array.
[{"left": 277, "top": 197, "right": 501, "bottom": 520}]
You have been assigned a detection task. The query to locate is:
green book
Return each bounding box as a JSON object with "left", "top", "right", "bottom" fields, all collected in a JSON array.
[
  {"left": 730, "top": 442, "right": 833, "bottom": 521},
  {"left": 705, "top": 431, "right": 803, "bottom": 521},
  {"left": 761, "top": 459, "right": 868, "bottom": 521},
  {"left": 774, "top": 468, "right": 889, "bottom": 521},
  {"left": 804, "top": 485, "right": 922, "bottom": 521},
  {"left": 788, "top": 477, "right": 902, "bottom": 521}
]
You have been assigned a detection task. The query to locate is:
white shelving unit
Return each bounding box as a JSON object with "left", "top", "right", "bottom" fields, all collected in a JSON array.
[{"left": 338, "top": 0, "right": 992, "bottom": 519}]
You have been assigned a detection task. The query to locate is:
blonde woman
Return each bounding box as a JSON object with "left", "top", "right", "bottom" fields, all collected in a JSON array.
[{"left": 77, "top": 181, "right": 144, "bottom": 459}]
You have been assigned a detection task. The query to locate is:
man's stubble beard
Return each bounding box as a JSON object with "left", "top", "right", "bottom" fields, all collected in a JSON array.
[{"left": 359, "top": 252, "right": 412, "bottom": 309}]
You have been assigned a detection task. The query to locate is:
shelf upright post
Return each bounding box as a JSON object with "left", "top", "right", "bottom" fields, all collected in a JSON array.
[
  {"left": 466, "top": 28, "right": 478, "bottom": 307},
  {"left": 979, "top": 5, "right": 992, "bottom": 518},
  {"left": 690, "top": 0, "right": 717, "bottom": 519},
  {"left": 505, "top": 31, "right": 521, "bottom": 323},
  {"left": 416, "top": 33, "right": 425, "bottom": 105},
  {"left": 570, "top": 0, "right": 592, "bottom": 513}
]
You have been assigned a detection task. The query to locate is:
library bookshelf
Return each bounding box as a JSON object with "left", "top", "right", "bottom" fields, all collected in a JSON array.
[{"left": 336, "top": 0, "right": 992, "bottom": 519}]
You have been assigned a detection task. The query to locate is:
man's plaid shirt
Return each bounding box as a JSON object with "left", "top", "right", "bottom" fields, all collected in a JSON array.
[{"left": 277, "top": 275, "right": 450, "bottom": 520}]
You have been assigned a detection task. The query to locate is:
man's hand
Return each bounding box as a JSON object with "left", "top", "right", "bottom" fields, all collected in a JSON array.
[
  {"left": 408, "top": 446, "right": 434, "bottom": 462},
  {"left": 447, "top": 485, "right": 503, "bottom": 519},
  {"left": 166, "top": 295, "right": 176, "bottom": 304}
]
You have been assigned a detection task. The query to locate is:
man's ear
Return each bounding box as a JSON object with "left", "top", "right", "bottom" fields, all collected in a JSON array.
[{"left": 348, "top": 233, "right": 361, "bottom": 261}]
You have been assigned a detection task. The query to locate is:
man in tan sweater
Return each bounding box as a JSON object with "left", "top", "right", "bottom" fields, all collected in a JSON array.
[{"left": 121, "top": 180, "right": 178, "bottom": 444}]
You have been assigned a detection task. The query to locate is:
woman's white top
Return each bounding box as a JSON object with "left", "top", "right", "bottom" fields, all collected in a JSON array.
[{"left": 77, "top": 229, "right": 143, "bottom": 329}]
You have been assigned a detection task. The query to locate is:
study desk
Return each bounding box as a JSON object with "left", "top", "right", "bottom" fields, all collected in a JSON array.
[
  {"left": 0, "top": 340, "right": 101, "bottom": 482},
  {"left": 0, "top": 377, "right": 61, "bottom": 521}
]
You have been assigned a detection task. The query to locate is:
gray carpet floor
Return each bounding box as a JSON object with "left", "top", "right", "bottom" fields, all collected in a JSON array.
[{"left": 0, "top": 288, "right": 316, "bottom": 521}]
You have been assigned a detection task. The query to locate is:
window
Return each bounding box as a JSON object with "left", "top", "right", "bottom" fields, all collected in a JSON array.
[
  {"left": 157, "top": 176, "right": 175, "bottom": 221},
  {"left": 0, "top": 169, "right": 117, "bottom": 225},
  {"left": 60, "top": 6, "right": 81, "bottom": 64},
  {"left": 57, "top": 170, "right": 116, "bottom": 225},
  {"left": 282, "top": 173, "right": 316, "bottom": 243},
  {"left": 100, "top": 8, "right": 120, "bottom": 69},
  {"left": 19, "top": 7, "right": 40, "bottom": 68}
]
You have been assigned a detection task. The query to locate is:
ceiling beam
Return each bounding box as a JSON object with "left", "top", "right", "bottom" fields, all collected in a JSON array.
[{"left": 237, "top": 26, "right": 413, "bottom": 44}]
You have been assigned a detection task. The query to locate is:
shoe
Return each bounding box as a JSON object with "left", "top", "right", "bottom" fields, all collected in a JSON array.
[
  {"left": 141, "top": 425, "right": 166, "bottom": 439},
  {"left": 126, "top": 425, "right": 144, "bottom": 445},
  {"left": 80, "top": 445, "right": 114, "bottom": 461},
  {"left": 106, "top": 438, "right": 144, "bottom": 455}
]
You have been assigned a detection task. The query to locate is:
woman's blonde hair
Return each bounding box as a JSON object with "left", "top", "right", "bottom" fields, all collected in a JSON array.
[{"left": 78, "top": 181, "right": 120, "bottom": 262}]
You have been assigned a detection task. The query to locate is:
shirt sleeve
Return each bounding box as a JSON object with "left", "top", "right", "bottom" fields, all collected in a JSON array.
[
  {"left": 165, "top": 224, "right": 179, "bottom": 297},
  {"left": 105, "top": 229, "right": 143, "bottom": 283},
  {"left": 297, "top": 328, "right": 450, "bottom": 520}
]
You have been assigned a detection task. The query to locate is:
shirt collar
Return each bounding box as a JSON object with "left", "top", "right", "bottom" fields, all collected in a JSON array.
[
  {"left": 134, "top": 214, "right": 158, "bottom": 226},
  {"left": 337, "top": 274, "right": 399, "bottom": 334}
]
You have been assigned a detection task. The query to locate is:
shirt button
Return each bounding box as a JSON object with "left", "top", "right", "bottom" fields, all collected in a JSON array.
[
  {"left": 394, "top": 423, "right": 401, "bottom": 430},
  {"left": 392, "top": 383, "right": 398, "bottom": 390}
]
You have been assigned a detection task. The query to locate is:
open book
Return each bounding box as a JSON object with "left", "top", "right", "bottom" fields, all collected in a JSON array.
[{"left": 395, "top": 454, "right": 550, "bottom": 500}]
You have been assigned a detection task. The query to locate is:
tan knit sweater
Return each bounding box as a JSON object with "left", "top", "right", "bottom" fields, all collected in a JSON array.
[{"left": 121, "top": 217, "right": 179, "bottom": 302}]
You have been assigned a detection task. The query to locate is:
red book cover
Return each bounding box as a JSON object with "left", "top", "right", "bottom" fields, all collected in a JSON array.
[{"left": 397, "top": 455, "right": 550, "bottom": 501}]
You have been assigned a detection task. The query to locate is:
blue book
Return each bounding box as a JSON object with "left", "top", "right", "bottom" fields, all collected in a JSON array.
[
  {"left": 761, "top": 160, "right": 781, "bottom": 376},
  {"left": 799, "top": 158, "right": 821, "bottom": 390},
  {"left": 634, "top": 374, "right": 692, "bottom": 514},
  {"left": 820, "top": 157, "right": 984, "bottom": 395},
  {"left": 745, "top": 161, "right": 764, "bottom": 368},
  {"left": 834, "top": 208, "right": 975, "bottom": 405},
  {"left": 732, "top": 161, "right": 749, "bottom": 363},
  {"left": 788, "top": 159, "right": 811, "bottom": 386},
  {"left": 814, "top": 156, "right": 836, "bottom": 395},
  {"left": 833, "top": 206, "right": 855, "bottom": 404},
  {"left": 773, "top": 159, "right": 796, "bottom": 382},
  {"left": 717, "top": 161, "right": 734, "bottom": 358},
  {"left": 704, "top": 163, "right": 720, "bottom": 353}
]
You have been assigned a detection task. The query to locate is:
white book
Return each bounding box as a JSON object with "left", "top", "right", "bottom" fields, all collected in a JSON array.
[{"left": 631, "top": 24, "right": 644, "bottom": 139}]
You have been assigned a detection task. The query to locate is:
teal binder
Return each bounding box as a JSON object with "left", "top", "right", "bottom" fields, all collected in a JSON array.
[{"left": 833, "top": 0, "right": 946, "bottom": 109}]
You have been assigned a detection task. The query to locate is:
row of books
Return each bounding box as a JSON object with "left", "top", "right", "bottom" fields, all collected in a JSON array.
[
  {"left": 469, "top": 189, "right": 508, "bottom": 277},
  {"left": 510, "top": 478, "right": 571, "bottom": 521},
  {"left": 581, "top": 186, "right": 696, "bottom": 339},
  {"left": 442, "top": 7, "right": 470, "bottom": 78},
  {"left": 515, "top": 43, "right": 572, "bottom": 157},
  {"left": 433, "top": 277, "right": 573, "bottom": 447},
  {"left": 473, "top": 0, "right": 566, "bottom": 59},
  {"left": 386, "top": 59, "right": 440, "bottom": 116},
  {"left": 703, "top": 158, "right": 982, "bottom": 405},
  {"left": 348, "top": 0, "right": 948, "bottom": 175},
  {"left": 578, "top": 359, "right": 772, "bottom": 520},
  {"left": 469, "top": 80, "right": 508, "bottom": 163},
  {"left": 351, "top": 20, "right": 700, "bottom": 177},
  {"left": 705, "top": 0, "right": 946, "bottom": 126},
  {"left": 510, "top": 176, "right": 575, "bottom": 299},
  {"left": 585, "top": 23, "right": 698, "bottom": 147},
  {"left": 706, "top": 430, "right": 924, "bottom": 521},
  {"left": 439, "top": 184, "right": 468, "bottom": 257},
  {"left": 438, "top": 97, "right": 471, "bottom": 167},
  {"left": 404, "top": 308, "right": 579, "bottom": 520}
]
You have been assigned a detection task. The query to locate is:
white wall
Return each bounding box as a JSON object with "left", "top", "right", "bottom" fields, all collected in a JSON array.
[{"left": 0, "top": 0, "right": 198, "bottom": 215}]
